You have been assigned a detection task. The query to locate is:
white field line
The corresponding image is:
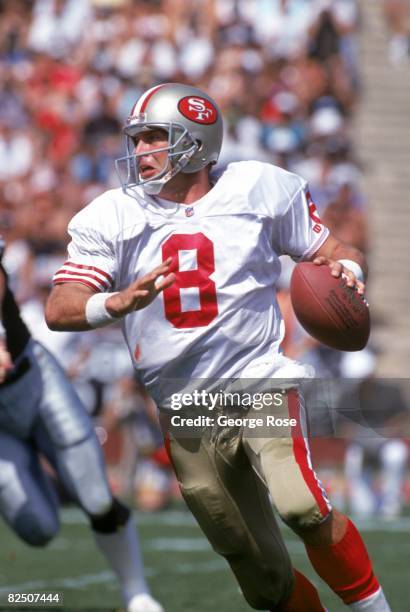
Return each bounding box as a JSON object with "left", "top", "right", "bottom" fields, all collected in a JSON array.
[
  {"left": 0, "top": 571, "right": 115, "bottom": 594},
  {"left": 145, "top": 537, "right": 212, "bottom": 552},
  {"left": 0, "top": 558, "right": 226, "bottom": 594}
]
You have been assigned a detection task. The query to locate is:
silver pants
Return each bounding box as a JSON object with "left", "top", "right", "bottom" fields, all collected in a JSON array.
[{"left": 0, "top": 341, "right": 112, "bottom": 545}]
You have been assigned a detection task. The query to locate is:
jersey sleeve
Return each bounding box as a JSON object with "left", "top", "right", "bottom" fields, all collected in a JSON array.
[
  {"left": 274, "top": 182, "right": 329, "bottom": 261},
  {"left": 53, "top": 218, "right": 116, "bottom": 292}
]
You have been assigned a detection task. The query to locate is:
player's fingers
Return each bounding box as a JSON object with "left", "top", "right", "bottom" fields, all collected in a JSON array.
[
  {"left": 341, "top": 267, "right": 357, "bottom": 287},
  {"left": 132, "top": 279, "right": 174, "bottom": 309},
  {"left": 151, "top": 257, "right": 173, "bottom": 277},
  {"left": 133, "top": 272, "right": 175, "bottom": 301},
  {"left": 155, "top": 272, "right": 176, "bottom": 292},
  {"left": 313, "top": 256, "right": 345, "bottom": 277},
  {"left": 130, "top": 290, "right": 150, "bottom": 306},
  {"left": 313, "top": 257, "right": 325, "bottom": 266},
  {"left": 312, "top": 256, "right": 327, "bottom": 266},
  {"left": 355, "top": 280, "right": 366, "bottom": 295},
  {"left": 132, "top": 274, "right": 159, "bottom": 291},
  {"left": 137, "top": 259, "right": 174, "bottom": 288},
  {"left": 329, "top": 261, "right": 344, "bottom": 278}
]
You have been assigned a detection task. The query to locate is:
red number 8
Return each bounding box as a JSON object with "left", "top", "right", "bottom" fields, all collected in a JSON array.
[{"left": 162, "top": 233, "right": 218, "bottom": 328}]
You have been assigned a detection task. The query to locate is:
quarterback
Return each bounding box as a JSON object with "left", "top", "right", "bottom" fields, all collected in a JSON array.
[{"left": 47, "top": 83, "right": 390, "bottom": 611}]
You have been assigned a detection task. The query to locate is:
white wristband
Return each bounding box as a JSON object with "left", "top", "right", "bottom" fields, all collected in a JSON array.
[
  {"left": 337, "top": 259, "right": 364, "bottom": 282},
  {"left": 85, "top": 292, "right": 119, "bottom": 328}
]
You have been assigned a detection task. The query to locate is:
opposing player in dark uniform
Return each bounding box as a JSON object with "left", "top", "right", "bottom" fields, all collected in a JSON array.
[{"left": 0, "top": 240, "right": 163, "bottom": 612}]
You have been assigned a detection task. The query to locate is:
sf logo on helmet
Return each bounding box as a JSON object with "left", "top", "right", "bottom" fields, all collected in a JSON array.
[{"left": 178, "top": 96, "right": 217, "bottom": 125}]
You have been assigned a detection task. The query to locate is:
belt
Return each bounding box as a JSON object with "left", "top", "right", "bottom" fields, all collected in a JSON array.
[{"left": 1, "top": 357, "right": 31, "bottom": 386}]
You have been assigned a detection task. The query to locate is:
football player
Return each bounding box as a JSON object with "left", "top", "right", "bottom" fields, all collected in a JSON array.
[
  {"left": 0, "top": 242, "right": 163, "bottom": 612},
  {"left": 46, "top": 83, "right": 390, "bottom": 611}
]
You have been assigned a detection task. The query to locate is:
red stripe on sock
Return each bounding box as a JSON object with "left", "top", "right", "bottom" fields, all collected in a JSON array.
[{"left": 305, "top": 518, "right": 380, "bottom": 604}]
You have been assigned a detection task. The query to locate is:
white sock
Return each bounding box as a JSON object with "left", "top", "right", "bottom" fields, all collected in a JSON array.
[
  {"left": 127, "top": 593, "right": 164, "bottom": 612},
  {"left": 349, "top": 587, "right": 391, "bottom": 611},
  {"left": 93, "top": 515, "right": 149, "bottom": 605}
]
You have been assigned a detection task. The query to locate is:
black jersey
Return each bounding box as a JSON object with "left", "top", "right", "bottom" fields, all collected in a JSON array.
[{"left": 0, "top": 264, "right": 31, "bottom": 361}]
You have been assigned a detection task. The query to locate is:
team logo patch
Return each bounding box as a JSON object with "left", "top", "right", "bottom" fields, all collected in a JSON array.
[
  {"left": 185, "top": 206, "right": 194, "bottom": 217},
  {"left": 306, "top": 190, "right": 323, "bottom": 234},
  {"left": 178, "top": 96, "right": 218, "bottom": 125}
]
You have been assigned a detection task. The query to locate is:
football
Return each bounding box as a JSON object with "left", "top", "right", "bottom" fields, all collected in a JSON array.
[{"left": 290, "top": 262, "right": 370, "bottom": 351}]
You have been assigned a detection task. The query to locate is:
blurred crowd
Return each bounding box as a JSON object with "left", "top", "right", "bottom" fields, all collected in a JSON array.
[
  {"left": 1, "top": 0, "right": 407, "bottom": 515},
  {"left": 383, "top": 0, "right": 410, "bottom": 65}
]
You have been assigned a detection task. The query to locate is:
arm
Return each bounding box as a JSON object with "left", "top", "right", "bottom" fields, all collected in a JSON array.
[
  {"left": 0, "top": 339, "right": 13, "bottom": 383},
  {"left": 270, "top": 170, "right": 367, "bottom": 292},
  {"left": 0, "top": 270, "right": 13, "bottom": 381},
  {"left": 45, "top": 258, "right": 175, "bottom": 332},
  {"left": 309, "top": 234, "right": 367, "bottom": 295},
  {"left": 45, "top": 282, "right": 98, "bottom": 331}
]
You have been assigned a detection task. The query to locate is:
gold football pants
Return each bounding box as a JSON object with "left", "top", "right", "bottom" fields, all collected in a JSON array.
[{"left": 161, "top": 390, "right": 331, "bottom": 610}]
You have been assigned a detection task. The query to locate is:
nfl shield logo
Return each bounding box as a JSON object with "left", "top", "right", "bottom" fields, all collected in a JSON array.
[{"left": 185, "top": 206, "right": 194, "bottom": 217}]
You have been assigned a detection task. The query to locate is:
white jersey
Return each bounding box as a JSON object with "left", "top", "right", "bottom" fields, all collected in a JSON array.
[{"left": 53, "top": 161, "right": 329, "bottom": 407}]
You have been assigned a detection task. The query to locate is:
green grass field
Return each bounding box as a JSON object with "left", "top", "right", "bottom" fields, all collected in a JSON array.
[{"left": 0, "top": 506, "right": 408, "bottom": 612}]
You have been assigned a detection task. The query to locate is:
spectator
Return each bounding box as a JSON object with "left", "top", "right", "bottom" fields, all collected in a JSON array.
[
  {"left": 338, "top": 349, "right": 409, "bottom": 519},
  {"left": 383, "top": 0, "right": 410, "bottom": 64}
]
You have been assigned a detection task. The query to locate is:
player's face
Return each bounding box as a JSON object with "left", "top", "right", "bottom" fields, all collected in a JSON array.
[{"left": 133, "top": 129, "right": 170, "bottom": 180}]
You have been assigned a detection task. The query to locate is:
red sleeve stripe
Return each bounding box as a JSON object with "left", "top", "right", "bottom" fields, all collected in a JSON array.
[
  {"left": 53, "top": 269, "right": 108, "bottom": 291},
  {"left": 53, "top": 268, "right": 110, "bottom": 290},
  {"left": 62, "top": 261, "right": 112, "bottom": 282},
  {"left": 53, "top": 277, "right": 101, "bottom": 292}
]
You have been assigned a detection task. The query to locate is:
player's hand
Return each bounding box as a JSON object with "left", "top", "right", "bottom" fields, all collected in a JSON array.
[
  {"left": 0, "top": 340, "right": 13, "bottom": 383},
  {"left": 312, "top": 256, "right": 365, "bottom": 295},
  {"left": 105, "top": 258, "right": 175, "bottom": 317}
]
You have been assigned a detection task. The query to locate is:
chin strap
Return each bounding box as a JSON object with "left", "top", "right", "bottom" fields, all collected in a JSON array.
[{"left": 141, "top": 144, "right": 198, "bottom": 195}]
